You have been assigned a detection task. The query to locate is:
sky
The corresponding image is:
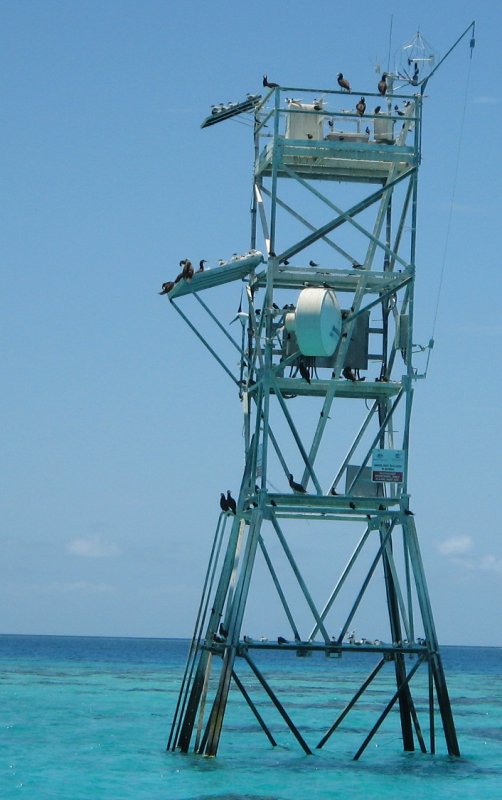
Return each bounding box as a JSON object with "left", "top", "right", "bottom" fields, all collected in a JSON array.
[{"left": 1, "top": 0, "right": 501, "bottom": 646}]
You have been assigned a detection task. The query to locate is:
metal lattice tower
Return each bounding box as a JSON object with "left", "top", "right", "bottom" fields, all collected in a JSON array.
[{"left": 165, "top": 62, "right": 465, "bottom": 759}]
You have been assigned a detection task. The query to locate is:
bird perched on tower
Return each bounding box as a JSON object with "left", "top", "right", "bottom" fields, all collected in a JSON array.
[
  {"left": 158, "top": 281, "right": 174, "bottom": 295},
  {"left": 226, "top": 490, "right": 237, "bottom": 514},
  {"left": 289, "top": 474, "right": 307, "bottom": 494},
  {"left": 263, "top": 74, "right": 279, "bottom": 88},
  {"left": 298, "top": 361, "right": 311, "bottom": 384},
  {"left": 182, "top": 259, "right": 194, "bottom": 280},
  {"left": 220, "top": 493, "right": 229, "bottom": 513},
  {"left": 337, "top": 72, "right": 351, "bottom": 92},
  {"left": 378, "top": 73, "right": 388, "bottom": 96},
  {"left": 197, "top": 259, "right": 206, "bottom": 272},
  {"left": 356, "top": 97, "right": 366, "bottom": 116}
]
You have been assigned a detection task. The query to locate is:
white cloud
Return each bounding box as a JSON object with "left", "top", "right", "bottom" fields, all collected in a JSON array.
[
  {"left": 473, "top": 95, "right": 500, "bottom": 106},
  {"left": 437, "top": 537, "right": 502, "bottom": 576},
  {"left": 437, "top": 535, "right": 473, "bottom": 556},
  {"left": 479, "top": 555, "right": 502, "bottom": 574},
  {"left": 66, "top": 536, "right": 119, "bottom": 558}
]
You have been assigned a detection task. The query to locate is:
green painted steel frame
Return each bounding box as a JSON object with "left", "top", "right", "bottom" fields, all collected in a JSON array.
[{"left": 168, "top": 75, "right": 460, "bottom": 761}]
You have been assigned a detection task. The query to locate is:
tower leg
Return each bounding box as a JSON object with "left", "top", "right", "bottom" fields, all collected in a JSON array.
[
  {"left": 380, "top": 524, "right": 415, "bottom": 752},
  {"left": 405, "top": 516, "right": 460, "bottom": 756},
  {"left": 175, "top": 515, "right": 246, "bottom": 752},
  {"left": 203, "top": 510, "right": 263, "bottom": 755}
]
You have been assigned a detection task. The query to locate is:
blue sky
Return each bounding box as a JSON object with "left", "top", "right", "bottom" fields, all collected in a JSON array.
[{"left": 1, "top": 1, "right": 500, "bottom": 645}]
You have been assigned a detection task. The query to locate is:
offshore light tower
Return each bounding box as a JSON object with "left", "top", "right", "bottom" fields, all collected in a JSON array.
[{"left": 165, "top": 33, "right": 473, "bottom": 759}]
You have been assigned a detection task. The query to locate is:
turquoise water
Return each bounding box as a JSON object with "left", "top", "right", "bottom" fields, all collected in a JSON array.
[{"left": 1, "top": 636, "right": 501, "bottom": 799}]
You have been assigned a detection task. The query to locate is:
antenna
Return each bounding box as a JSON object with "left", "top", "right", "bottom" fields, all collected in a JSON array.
[{"left": 420, "top": 21, "right": 475, "bottom": 92}]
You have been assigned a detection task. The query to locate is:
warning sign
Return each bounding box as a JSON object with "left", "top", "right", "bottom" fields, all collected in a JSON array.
[{"left": 371, "top": 449, "right": 405, "bottom": 483}]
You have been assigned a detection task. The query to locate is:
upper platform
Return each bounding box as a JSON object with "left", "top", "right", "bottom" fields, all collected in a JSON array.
[
  {"left": 256, "top": 137, "right": 416, "bottom": 184},
  {"left": 254, "top": 85, "right": 420, "bottom": 185}
]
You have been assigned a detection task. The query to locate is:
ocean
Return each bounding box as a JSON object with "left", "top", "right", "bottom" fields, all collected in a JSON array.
[{"left": 1, "top": 635, "right": 501, "bottom": 799}]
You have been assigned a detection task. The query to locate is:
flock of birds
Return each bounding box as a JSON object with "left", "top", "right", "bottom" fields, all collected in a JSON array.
[
  {"left": 219, "top": 490, "right": 237, "bottom": 514},
  {"left": 336, "top": 71, "right": 390, "bottom": 96},
  {"left": 164, "top": 77, "right": 411, "bottom": 509},
  {"left": 158, "top": 258, "right": 206, "bottom": 295},
  {"left": 159, "top": 250, "right": 264, "bottom": 296},
  {"left": 265, "top": 68, "right": 419, "bottom": 94},
  {"left": 218, "top": 479, "right": 415, "bottom": 515},
  {"left": 226, "top": 631, "right": 427, "bottom": 647},
  {"left": 335, "top": 72, "right": 398, "bottom": 122},
  {"left": 159, "top": 72, "right": 412, "bottom": 298},
  {"left": 210, "top": 93, "right": 261, "bottom": 116},
  {"left": 264, "top": 71, "right": 415, "bottom": 122}
]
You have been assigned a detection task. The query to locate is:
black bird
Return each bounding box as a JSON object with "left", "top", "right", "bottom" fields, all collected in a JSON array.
[
  {"left": 158, "top": 281, "right": 174, "bottom": 295},
  {"left": 378, "top": 504, "right": 386, "bottom": 511},
  {"left": 226, "top": 490, "right": 237, "bottom": 514},
  {"left": 198, "top": 259, "right": 206, "bottom": 271},
  {"left": 289, "top": 474, "right": 306, "bottom": 494},
  {"left": 342, "top": 366, "right": 357, "bottom": 382},
  {"left": 349, "top": 501, "right": 356, "bottom": 510},
  {"left": 337, "top": 72, "right": 351, "bottom": 92},
  {"left": 298, "top": 361, "right": 311, "bottom": 384},
  {"left": 330, "top": 487, "right": 338, "bottom": 496},
  {"left": 356, "top": 97, "right": 366, "bottom": 116},
  {"left": 280, "top": 258, "right": 290, "bottom": 265},
  {"left": 374, "top": 105, "right": 381, "bottom": 115},
  {"left": 365, "top": 126, "right": 371, "bottom": 135},
  {"left": 182, "top": 259, "right": 194, "bottom": 280},
  {"left": 308, "top": 259, "right": 318, "bottom": 267},
  {"left": 394, "top": 104, "right": 405, "bottom": 116},
  {"left": 352, "top": 261, "right": 364, "bottom": 269},
  {"left": 378, "top": 73, "right": 388, "bottom": 96},
  {"left": 220, "top": 493, "right": 229, "bottom": 512},
  {"left": 263, "top": 74, "right": 279, "bottom": 88},
  {"left": 404, "top": 508, "right": 415, "bottom": 516},
  {"left": 277, "top": 636, "right": 288, "bottom": 644}
]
